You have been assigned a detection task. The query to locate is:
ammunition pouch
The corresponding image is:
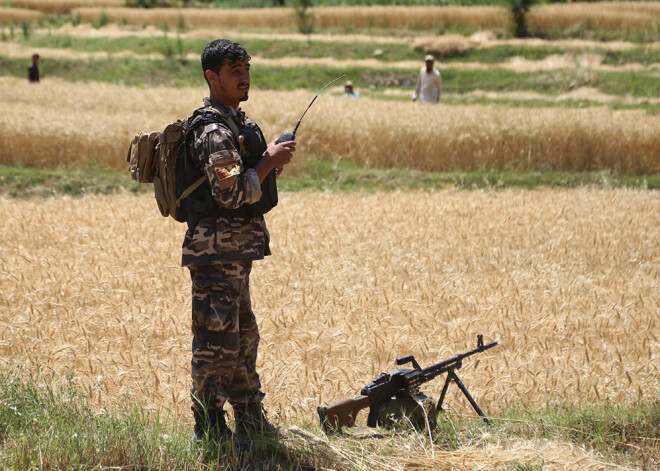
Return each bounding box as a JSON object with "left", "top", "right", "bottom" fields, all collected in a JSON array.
[{"left": 373, "top": 391, "right": 437, "bottom": 430}]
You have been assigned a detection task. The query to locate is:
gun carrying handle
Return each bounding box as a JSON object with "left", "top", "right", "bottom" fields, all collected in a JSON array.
[
  {"left": 397, "top": 355, "right": 422, "bottom": 370},
  {"left": 318, "top": 395, "right": 370, "bottom": 434}
]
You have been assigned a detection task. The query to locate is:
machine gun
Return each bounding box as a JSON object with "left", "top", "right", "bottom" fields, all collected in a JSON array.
[{"left": 317, "top": 335, "right": 497, "bottom": 433}]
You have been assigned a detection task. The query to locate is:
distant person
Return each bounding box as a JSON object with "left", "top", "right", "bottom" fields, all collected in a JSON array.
[
  {"left": 28, "top": 54, "right": 40, "bottom": 83},
  {"left": 412, "top": 55, "right": 442, "bottom": 104},
  {"left": 342, "top": 80, "right": 360, "bottom": 98}
]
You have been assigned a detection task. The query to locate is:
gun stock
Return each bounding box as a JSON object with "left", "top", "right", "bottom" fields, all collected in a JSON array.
[{"left": 317, "top": 395, "right": 370, "bottom": 434}]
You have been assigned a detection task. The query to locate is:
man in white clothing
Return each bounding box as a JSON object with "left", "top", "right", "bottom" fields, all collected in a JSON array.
[{"left": 412, "top": 55, "right": 442, "bottom": 104}]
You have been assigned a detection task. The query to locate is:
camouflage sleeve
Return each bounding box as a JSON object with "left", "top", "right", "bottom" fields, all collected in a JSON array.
[{"left": 189, "top": 123, "right": 262, "bottom": 209}]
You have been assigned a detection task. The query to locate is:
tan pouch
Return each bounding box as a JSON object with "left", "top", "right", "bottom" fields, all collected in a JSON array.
[{"left": 127, "top": 131, "right": 159, "bottom": 183}]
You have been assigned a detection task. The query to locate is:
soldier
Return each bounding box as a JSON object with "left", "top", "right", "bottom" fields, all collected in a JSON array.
[{"left": 182, "top": 39, "right": 296, "bottom": 447}]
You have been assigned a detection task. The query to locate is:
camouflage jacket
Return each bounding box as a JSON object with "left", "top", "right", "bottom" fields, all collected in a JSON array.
[{"left": 181, "top": 97, "right": 270, "bottom": 267}]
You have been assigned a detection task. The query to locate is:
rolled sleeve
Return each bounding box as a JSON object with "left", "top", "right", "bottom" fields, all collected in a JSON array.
[{"left": 191, "top": 124, "right": 259, "bottom": 210}]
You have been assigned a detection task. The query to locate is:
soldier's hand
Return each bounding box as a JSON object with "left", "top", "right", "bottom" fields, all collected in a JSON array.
[{"left": 266, "top": 138, "right": 296, "bottom": 168}]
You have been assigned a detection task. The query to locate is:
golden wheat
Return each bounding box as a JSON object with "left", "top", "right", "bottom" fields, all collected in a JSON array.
[
  {"left": 0, "top": 7, "right": 41, "bottom": 23},
  {"left": 283, "top": 427, "right": 628, "bottom": 471},
  {"left": 412, "top": 34, "right": 471, "bottom": 58},
  {"left": 5, "top": 2, "right": 660, "bottom": 33},
  {"left": 11, "top": 0, "right": 122, "bottom": 14},
  {"left": 71, "top": 6, "right": 507, "bottom": 30},
  {"left": 1, "top": 77, "right": 658, "bottom": 174},
  {"left": 65, "top": 3, "right": 660, "bottom": 32},
  {"left": 0, "top": 189, "right": 657, "bottom": 429},
  {"left": 530, "top": 2, "right": 660, "bottom": 31}
]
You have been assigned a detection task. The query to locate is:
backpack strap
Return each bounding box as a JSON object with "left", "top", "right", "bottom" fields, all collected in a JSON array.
[
  {"left": 194, "top": 106, "right": 246, "bottom": 155},
  {"left": 176, "top": 175, "right": 206, "bottom": 207}
]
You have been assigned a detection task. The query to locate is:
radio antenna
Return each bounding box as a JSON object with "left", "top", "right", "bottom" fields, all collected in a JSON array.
[{"left": 277, "top": 74, "right": 346, "bottom": 143}]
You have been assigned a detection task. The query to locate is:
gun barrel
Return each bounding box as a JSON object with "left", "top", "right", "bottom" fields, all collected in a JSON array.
[{"left": 422, "top": 340, "right": 497, "bottom": 380}]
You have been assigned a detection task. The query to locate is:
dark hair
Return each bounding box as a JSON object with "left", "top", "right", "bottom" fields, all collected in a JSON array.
[
  {"left": 201, "top": 39, "right": 250, "bottom": 85},
  {"left": 32, "top": 53, "right": 40, "bottom": 60}
]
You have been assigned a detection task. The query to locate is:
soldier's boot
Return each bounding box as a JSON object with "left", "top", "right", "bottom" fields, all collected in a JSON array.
[
  {"left": 233, "top": 401, "right": 279, "bottom": 450},
  {"left": 192, "top": 407, "right": 231, "bottom": 445}
]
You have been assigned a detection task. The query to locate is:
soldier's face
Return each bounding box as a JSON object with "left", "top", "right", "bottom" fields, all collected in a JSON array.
[{"left": 208, "top": 59, "right": 250, "bottom": 108}]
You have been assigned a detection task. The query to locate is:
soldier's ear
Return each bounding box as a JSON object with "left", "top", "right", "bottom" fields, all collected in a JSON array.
[{"left": 205, "top": 69, "right": 219, "bottom": 86}]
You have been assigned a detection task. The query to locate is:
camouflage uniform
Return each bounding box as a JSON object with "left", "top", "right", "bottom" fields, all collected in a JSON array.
[{"left": 183, "top": 97, "right": 270, "bottom": 411}]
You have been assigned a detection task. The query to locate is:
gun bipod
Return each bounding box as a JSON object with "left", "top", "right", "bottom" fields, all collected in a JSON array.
[{"left": 437, "top": 370, "right": 491, "bottom": 425}]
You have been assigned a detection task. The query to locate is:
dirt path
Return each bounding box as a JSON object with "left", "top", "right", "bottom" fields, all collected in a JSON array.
[{"left": 3, "top": 41, "right": 659, "bottom": 74}]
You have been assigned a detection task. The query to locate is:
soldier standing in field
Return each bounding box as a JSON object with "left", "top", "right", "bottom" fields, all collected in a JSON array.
[
  {"left": 412, "top": 54, "right": 442, "bottom": 104},
  {"left": 182, "top": 39, "right": 296, "bottom": 448}
]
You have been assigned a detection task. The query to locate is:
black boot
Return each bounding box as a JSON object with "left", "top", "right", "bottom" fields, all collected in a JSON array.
[
  {"left": 192, "top": 407, "right": 231, "bottom": 444},
  {"left": 233, "top": 401, "right": 279, "bottom": 449}
]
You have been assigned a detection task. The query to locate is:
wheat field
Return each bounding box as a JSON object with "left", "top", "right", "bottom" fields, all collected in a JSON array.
[
  {"left": 10, "top": 0, "right": 122, "bottom": 14},
  {"left": 529, "top": 2, "right": 660, "bottom": 32},
  {"left": 0, "top": 189, "right": 657, "bottom": 428},
  {"left": 1, "top": 3, "right": 658, "bottom": 468},
  {"left": 67, "top": 3, "right": 660, "bottom": 31},
  {"left": 0, "top": 7, "right": 41, "bottom": 23},
  {"left": 3, "top": 2, "right": 660, "bottom": 35},
  {"left": 71, "top": 6, "right": 507, "bottom": 30},
  {"left": 2, "top": 77, "right": 659, "bottom": 174}
]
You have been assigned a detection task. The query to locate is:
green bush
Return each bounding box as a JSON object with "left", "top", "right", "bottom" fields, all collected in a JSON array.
[
  {"left": 91, "top": 11, "right": 108, "bottom": 29},
  {"left": 294, "top": 0, "right": 314, "bottom": 36},
  {"left": 20, "top": 21, "right": 30, "bottom": 40}
]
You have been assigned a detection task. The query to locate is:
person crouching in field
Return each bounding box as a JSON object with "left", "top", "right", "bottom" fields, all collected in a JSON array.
[{"left": 182, "top": 39, "right": 296, "bottom": 448}]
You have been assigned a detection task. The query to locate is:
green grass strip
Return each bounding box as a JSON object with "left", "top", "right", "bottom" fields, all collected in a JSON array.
[
  {"left": 19, "top": 33, "right": 419, "bottom": 63},
  {"left": 2, "top": 162, "right": 659, "bottom": 199},
  {"left": 384, "top": 93, "right": 660, "bottom": 115},
  {"left": 284, "top": 159, "right": 660, "bottom": 191},
  {"left": 0, "top": 369, "right": 197, "bottom": 469},
  {"left": 16, "top": 34, "right": 660, "bottom": 66},
  {"left": 1, "top": 55, "right": 660, "bottom": 98},
  {"left": 0, "top": 368, "right": 316, "bottom": 470},
  {"left": 495, "top": 402, "right": 660, "bottom": 465},
  {"left": 0, "top": 367, "right": 656, "bottom": 469},
  {"left": 0, "top": 166, "right": 146, "bottom": 198}
]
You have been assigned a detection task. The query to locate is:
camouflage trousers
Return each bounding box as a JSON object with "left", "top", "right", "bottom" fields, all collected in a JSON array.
[{"left": 189, "top": 261, "right": 262, "bottom": 411}]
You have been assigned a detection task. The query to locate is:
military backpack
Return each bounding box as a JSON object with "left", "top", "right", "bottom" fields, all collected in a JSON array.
[{"left": 126, "top": 107, "right": 277, "bottom": 224}]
